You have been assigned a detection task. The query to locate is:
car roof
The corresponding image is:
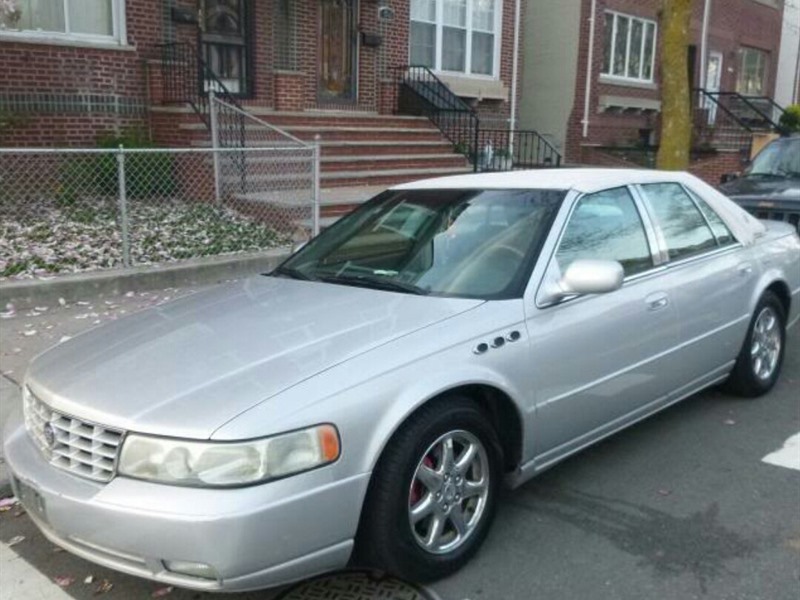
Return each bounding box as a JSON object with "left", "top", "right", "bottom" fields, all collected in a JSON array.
[
  {"left": 391, "top": 167, "right": 767, "bottom": 245},
  {"left": 391, "top": 168, "right": 711, "bottom": 195}
]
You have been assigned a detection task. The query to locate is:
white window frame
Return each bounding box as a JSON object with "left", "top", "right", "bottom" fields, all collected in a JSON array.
[
  {"left": 736, "top": 47, "right": 768, "bottom": 95},
  {"left": 0, "top": 0, "right": 127, "bottom": 46},
  {"left": 601, "top": 10, "right": 657, "bottom": 84},
  {"left": 409, "top": 0, "right": 503, "bottom": 80}
]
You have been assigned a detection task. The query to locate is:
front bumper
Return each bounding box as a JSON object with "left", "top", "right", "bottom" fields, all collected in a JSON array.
[{"left": 3, "top": 409, "right": 370, "bottom": 592}]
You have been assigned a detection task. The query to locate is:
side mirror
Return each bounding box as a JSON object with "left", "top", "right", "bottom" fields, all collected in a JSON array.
[
  {"left": 561, "top": 259, "right": 624, "bottom": 295},
  {"left": 539, "top": 259, "right": 624, "bottom": 305},
  {"left": 720, "top": 172, "right": 740, "bottom": 184}
]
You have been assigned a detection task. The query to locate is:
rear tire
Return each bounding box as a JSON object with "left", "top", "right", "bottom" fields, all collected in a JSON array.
[
  {"left": 724, "top": 291, "right": 786, "bottom": 397},
  {"left": 356, "top": 396, "right": 502, "bottom": 582}
]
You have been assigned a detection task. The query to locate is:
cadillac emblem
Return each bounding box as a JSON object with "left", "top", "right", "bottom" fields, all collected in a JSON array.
[{"left": 43, "top": 422, "right": 55, "bottom": 448}]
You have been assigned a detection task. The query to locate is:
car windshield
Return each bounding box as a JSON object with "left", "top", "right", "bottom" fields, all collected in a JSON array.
[
  {"left": 744, "top": 138, "right": 800, "bottom": 177},
  {"left": 273, "top": 188, "right": 566, "bottom": 299}
]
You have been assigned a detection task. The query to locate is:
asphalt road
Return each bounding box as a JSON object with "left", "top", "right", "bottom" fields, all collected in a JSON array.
[{"left": 0, "top": 285, "right": 798, "bottom": 600}]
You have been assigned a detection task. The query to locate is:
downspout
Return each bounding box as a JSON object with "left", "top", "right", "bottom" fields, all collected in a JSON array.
[
  {"left": 699, "top": 0, "right": 712, "bottom": 93},
  {"left": 509, "top": 0, "right": 521, "bottom": 153},
  {"left": 582, "top": 0, "right": 597, "bottom": 138}
]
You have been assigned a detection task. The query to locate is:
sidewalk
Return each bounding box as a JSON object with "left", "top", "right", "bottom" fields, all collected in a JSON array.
[{"left": 0, "top": 375, "right": 20, "bottom": 496}]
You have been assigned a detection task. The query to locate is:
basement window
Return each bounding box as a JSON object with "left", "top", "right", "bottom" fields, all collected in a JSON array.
[
  {"left": 601, "top": 11, "right": 657, "bottom": 84},
  {"left": 0, "top": 0, "right": 127, "bottom": 45}
]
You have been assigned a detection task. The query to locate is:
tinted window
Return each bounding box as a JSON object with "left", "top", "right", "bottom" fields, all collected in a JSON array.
[
  {"left": 556, "top": 187, "right": 653, "bottom": 276},
  {"left": 641, "top": 183, "right": 717, "bottom": 260}
]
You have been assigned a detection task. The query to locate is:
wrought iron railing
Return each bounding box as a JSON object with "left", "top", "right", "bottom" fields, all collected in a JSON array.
[
  {"left": 692, "top": 89, "right": 755, "bottom": 156},
  {"left": 395, "top": 65, "right": 561, "bottom": 172},
  {"left": 157, "top": 42, "right": 246, "bottom": 148},
  {"left": 395, "top": 65, "right": 479, "bottom": 163},
  {"left": 475, "top": 129, "right": 561, "bottom": 171},
  {"left": 705, "top": 91, "right": 786, "bottom": 132}
]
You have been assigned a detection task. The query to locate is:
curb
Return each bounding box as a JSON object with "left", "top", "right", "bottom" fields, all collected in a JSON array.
[{"left": 0, "top": 249, "right": 291, "bottom": 311}]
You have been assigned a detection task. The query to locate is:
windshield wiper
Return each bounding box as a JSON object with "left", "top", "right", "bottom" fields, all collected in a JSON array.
[
  {"left": 319, "top": 274, "right": 428, "bottom": 295},
  {"left": 270, "top": 266, "right": 319, "bottom": 281}
]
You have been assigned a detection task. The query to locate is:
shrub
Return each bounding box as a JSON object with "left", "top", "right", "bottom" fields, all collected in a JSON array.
[
  {"left": 779, "top": 104, "right": 800, "bottom": 133},
  {"left": 57, "top": 128, "right": 177, "bottom": 205}
]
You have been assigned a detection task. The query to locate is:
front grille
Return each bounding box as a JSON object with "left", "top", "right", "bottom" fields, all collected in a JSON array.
[
  {"left": 752, "top": 209, "right": 800, "bottom": 232},
  {"left": 23, "top": 388, "right": 124, "bottom": 483}
]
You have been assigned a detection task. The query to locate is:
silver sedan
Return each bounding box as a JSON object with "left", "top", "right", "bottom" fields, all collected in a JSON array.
[{"left": 4, "top": 169, "right": 799, "bottom": 592}]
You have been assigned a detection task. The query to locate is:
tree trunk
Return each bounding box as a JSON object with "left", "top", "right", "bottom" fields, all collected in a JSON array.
[{"left": 656, "top": 0, "right": 693, "bottom": 170}]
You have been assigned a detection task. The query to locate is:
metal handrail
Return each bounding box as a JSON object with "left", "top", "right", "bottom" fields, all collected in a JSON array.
[
  {"left": 698, "top": 90, "right": 785, "bottom": 132},
  {"left": 394, "top": 65, "right": 562, "bottom": 171},
  {"left": 694, "top": 89, "right": 754, "bottom": 132}
]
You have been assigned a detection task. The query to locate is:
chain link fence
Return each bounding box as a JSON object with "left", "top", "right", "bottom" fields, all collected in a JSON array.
[{"left": 0, "top": 146, "right": 320, "bottom": 280}]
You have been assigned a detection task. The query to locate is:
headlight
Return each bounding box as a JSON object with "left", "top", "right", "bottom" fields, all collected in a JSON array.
[{"left": 117, "top": 424, "right": 340, "bottom": 487}]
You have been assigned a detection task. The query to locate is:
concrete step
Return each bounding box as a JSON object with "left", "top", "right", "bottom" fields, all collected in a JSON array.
[
  {"left": 322, "top": 166, "right": 473, "bottom": 188},
  {"left": 321, "top": 154, "right": 468, "bottom": 172}
]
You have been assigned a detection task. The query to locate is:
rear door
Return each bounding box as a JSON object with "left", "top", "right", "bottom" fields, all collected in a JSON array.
[
  {"left": 526, "top": 186, "right": 681, "bottom": 464},
  {"left": 635, "top": 182, "right": 753, "bottom": 392}
]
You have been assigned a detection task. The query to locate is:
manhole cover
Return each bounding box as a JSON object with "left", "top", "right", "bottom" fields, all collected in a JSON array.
[{"left": 275, "top": 570, "right": 439, "bottom": 600}]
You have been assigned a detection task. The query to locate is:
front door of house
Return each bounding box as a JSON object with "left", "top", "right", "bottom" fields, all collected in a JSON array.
[
  {"left": 705, "top": 51, "right": 723, "bottom": 124},
  {"left": 318, "top": 0, "right": 358, "bottom": 103},
  {"left": 199, "top": 0, "right": 249, "bottom": 95}
]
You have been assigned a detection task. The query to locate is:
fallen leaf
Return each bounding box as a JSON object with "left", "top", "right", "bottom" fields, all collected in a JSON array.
[
  {"left": 84, "top": 575, "right": 94, "bottom": 584},
  {"left": 8, "top": 535, "right": 25, "bottom": 546},
  {"left": 152, "top": 586, "right": 174, "bottom": 597},
  {"left": 54, "top": 576, "right": 75, "bottom": 588},
  {"left": 94, "top": 579, "right": 114, "bottom": 594}
]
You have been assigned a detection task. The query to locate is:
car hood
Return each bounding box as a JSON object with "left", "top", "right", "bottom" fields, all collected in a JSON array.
[
  {"left": 26, "top": 277, "right": 482, "bottom": 439},
  {"left": 720, "top": 175, "right": 800, "bottom": 202}
]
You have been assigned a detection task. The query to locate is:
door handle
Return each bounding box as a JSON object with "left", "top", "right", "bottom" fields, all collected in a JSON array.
[{"left": 646, "top": 292, "right": 670, "bottom": 311}]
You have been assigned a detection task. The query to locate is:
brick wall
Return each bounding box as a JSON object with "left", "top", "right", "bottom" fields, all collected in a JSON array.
[
  {"left": 0, "top": 0, "right": 161, "bottom": 147},
  {"left": 1, "top": 0, "right": 521, "bottom": 146},
  {"left": 566, "top": 0, "right": 784, "bottom": 163}
]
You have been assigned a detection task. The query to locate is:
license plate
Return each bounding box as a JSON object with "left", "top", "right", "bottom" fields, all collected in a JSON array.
[{"left": 13, "top": 476, "right": 49, "bottom": 526}]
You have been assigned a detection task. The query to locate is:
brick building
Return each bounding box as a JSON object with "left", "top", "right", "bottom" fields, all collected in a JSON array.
[
  {"left": 1, "top": 2, "right": 522, "bottom": 161},
  {"left": 520, "top": 0, "right": 786, "bottom": 179}
]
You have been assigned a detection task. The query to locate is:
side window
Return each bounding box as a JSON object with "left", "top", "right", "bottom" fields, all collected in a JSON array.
[
  {"left": 640, "top": 183, "right": 717, "bottom": 260},
  {"left": 556, "top": 187, "right": 653, "bottom": 277},
  {"left": 685, "top": 188, "right": 736, "bottom": 246}
]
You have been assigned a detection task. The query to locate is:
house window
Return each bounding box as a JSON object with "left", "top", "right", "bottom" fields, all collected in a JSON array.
[
  {"left": 409, "top": 0, "right": 501, "bottom": 77},
  {"left": 601, "top": 11, "right": 656, "bottom": 83},
  {"left": 737, "top": 47, "right": 768, "bottom": 95},
  {"left": 0, "top": 0, "right": 126, "bottom": 44}
]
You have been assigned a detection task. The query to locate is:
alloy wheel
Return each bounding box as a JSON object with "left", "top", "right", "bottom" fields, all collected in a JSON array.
[{"left": 407, "top": 430, "right": 490, "bottom": 555}]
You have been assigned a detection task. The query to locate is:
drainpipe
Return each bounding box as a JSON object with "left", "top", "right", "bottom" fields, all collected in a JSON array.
[
  {"left": 509, "top": 0, "right": 521, "bottom": 152},
  {"left": 582, "top": 0, "right": 598, "bottom": 138},
  {"left": 699, "top": 0, "right": 712, "bottom": 93}
]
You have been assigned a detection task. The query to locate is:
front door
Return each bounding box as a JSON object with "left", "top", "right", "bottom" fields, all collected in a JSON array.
[
  {"left": 705, "top": 51, "right": 723, "bottom": 124},
  {"left": 319, "top": 0, "right": 358, "bottom": 103},
  {"left": 200, "top": 0, "right": 249, "bottom": 95},
  {"left": 528, "top": 186, "right": 680, "bottom": 463}
]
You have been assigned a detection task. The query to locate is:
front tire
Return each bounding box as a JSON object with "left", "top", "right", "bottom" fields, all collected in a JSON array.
[
  {"left": 356, "top": 396, "right": 502, "bottom": 582},
  {"left": 724, "top": 291, "right": 786, "bottom": 397}
]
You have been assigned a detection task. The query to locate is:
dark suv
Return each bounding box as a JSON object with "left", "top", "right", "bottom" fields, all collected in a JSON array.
[{"left": 719, "top": 136, "right": 800, "bottom": 232}]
